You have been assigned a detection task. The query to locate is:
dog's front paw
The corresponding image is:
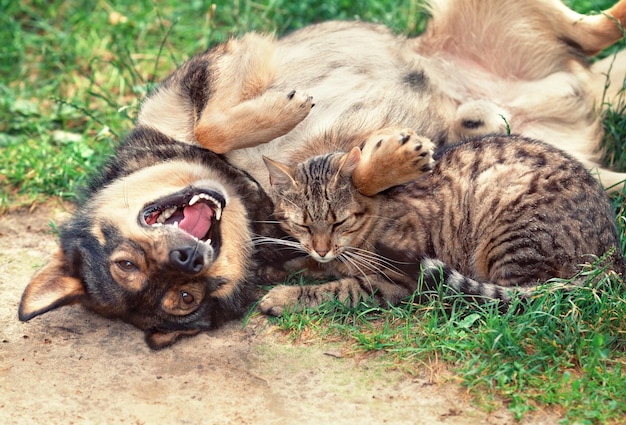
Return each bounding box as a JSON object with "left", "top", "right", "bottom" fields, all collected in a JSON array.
[
  {"left": 257, "top": 89, "right": 314, "bottom": 133},
  {"left": 259, "top": 285, "right": 302, "bottom": 316},
  {"left": 282, "top": 90, "right": 314, "bottom": 121},
  {"left": 367, "top": 128, "right": 434, "bottom": 172},
  {"left": 287, "top": 89, "right": 315, "bottom": 108},
  {"left": 354, "top": 127, "right": 435, "bottom": 196}
]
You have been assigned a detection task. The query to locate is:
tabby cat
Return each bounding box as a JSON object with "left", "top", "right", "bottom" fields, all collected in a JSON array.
[{"left": 259, "top": 132, "right": 625, "bottom": 315}]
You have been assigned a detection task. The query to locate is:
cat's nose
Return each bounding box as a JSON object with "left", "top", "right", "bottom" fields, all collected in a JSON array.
[{"left": 315, "top": 249, "right": 329, "bottom": 258}]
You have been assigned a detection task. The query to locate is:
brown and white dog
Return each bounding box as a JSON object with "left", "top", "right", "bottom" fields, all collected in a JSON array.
[{"left": 19, "top": 0, "right": 626, "bottom": 348}]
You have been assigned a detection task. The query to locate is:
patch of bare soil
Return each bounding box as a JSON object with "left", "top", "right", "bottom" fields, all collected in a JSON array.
[{"left": 0, "top": 203, "right": 560, "bottom": 424}]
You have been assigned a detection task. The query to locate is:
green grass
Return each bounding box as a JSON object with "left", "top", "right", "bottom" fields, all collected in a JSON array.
[
  {"left": 2, "top": 0, "right": 626, "bottom": 423},
  {"left": 0, "top": 0, "right": 430, "bottom": 210},
  {"left": 269, "top": 264, "right": 626, "bottom": 423}
]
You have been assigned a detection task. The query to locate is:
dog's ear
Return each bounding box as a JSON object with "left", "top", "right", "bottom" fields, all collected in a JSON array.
[
  {"left": 19, "top": 248, "right": 85, "bottom": 321},
  {"left": 144, "top": 329, "right": 202, "bottom": 350}
]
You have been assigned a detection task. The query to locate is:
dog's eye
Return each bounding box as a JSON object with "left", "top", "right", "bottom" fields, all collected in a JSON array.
[
  {"left": 116, "top": 260, "right": 136, "bottom": 271},
  {"left": 180, "top": 291, "right": 195, "bottom": 304}
]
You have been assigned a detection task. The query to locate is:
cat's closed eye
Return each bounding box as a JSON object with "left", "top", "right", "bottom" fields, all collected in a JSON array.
[
  {"left": 332, "top": 217, "right": 349, "bottom": 230},
  {"left": 291, "top": 222, "right": 310, "bottom": 233}
]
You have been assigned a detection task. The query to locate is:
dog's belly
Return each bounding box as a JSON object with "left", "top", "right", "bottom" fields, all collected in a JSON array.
[
  {"left": 225, "top": 22, "right": 455, "bottom": 190},
  {"left": 218, "top": 14, "right": 617, "bottom": 191}
]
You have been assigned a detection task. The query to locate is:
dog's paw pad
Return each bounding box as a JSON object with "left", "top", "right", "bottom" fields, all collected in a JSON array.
[
  {"left": 364, "top": 128, "right": 435, "bottom": 169},
  {"left": 354, "top": 127, "right": 436, "bottom": 195}
]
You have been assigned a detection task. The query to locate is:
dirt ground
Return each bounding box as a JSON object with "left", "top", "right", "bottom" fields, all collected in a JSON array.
[{"left": 0, "top": 202, "right": 562, "bottom": 424}]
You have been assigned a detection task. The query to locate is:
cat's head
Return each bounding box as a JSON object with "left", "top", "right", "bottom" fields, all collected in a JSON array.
[{"left": 263, "top": 148, "right": 373, "bottom": 263}]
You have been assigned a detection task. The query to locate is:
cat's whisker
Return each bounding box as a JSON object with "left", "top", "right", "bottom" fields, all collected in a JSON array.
[
  {"left": 347, "top": 234, "right": 378, "bottom": 253},
  {"left": 253, "top": 243, "right": 303, "bottom": 253},
  {"left": 341, "top": 250, "right": 397, "bottom": 284},
  {"left": 348, "top": 246, "right": 407, "bottom": 265},
  {"left": 345, "top": 246, "right": 409, "bottom": 273},
  {"left": 337, "top": 254, "right": 375, "bottom": 290},
  {"left": 343, "top": 251, "right": 388, "bottom": 278},
  {"left": 251, "top": 235, "right": 306, "bottom": 253},
  {"left": 252, "top": 241, "right": 302, "bottom": 251},
  {"left": 251, "top": 235, "right": 293, "bottom": 244},
  {"left": 252, "top": 234, "right": 297, "bottom": 243},
  {"left": 349, "top": 233, "right": 394, "bottom": 257}
]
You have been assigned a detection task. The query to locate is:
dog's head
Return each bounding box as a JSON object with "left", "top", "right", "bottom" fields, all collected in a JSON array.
[{"left": 19, "top": 153, "right": 260, "bottom": 349}]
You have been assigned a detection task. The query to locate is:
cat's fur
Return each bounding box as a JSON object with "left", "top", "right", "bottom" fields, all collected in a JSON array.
[{"left": 260, "top": 133, "right": 625, "bottom": 315}]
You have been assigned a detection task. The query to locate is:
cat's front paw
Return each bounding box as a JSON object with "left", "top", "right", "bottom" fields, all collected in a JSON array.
[
  {"left": 259, "top": 285, "right": 302, "bottom": 316},
  {"left": 353, "top": 127, "right": 435, "bottom": 196}
]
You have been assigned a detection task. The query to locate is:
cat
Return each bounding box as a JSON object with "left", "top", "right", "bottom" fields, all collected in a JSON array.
[{"left": 259, "top": 130, "right": 625, "bottom": 315}]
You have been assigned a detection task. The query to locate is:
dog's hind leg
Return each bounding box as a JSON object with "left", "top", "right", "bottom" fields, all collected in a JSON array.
[
  {"left": 193, "top": 33, "right": 314, "bottom": 154},
  {"left": 556, "top": 0, "right": 626, "bottom": 56},
  {"left": 590, "top": 167, "right": 626, "bottom": 192},
  {"left": 417, "top": 0, "right": 626, "bottom": 79}
]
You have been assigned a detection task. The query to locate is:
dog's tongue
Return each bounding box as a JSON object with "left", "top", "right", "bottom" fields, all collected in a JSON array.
[{"left": 180, "top": 203, "right": 214, "bottom": 239}]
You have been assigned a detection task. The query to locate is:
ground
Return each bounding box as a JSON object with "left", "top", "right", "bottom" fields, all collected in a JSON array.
[{"left": 0, "top": 203, "right": 560, "bottom": 424}]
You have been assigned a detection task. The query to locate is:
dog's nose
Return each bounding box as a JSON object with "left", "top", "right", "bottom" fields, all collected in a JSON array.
[{"left": 169, "top": 246, "right": 204, "bottom": 274}]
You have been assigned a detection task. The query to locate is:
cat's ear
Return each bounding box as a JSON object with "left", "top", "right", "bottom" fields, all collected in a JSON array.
[
  {"left": 337, "top": 146, "right": 361, "bottom": 178},
  {"left": 263, "top": 156, "right": 298, "bottom": 188}
]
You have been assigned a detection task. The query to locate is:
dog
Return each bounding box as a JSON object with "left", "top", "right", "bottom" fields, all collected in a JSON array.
[
  {"left": 19, "top": 0, "right": 626, "bottom": 348},
  {"left": 17, "top": 129, "right": 296, "bottom": 349}
]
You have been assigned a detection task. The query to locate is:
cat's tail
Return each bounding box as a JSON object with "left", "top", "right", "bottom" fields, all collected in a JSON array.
[{"left": 418, "top": 258, "right": 561, "bottom": 305}]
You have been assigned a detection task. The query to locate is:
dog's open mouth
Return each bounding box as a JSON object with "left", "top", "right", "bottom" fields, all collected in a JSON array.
[{"left": 141, "top": 189, "right": 225, "bottom": 244}]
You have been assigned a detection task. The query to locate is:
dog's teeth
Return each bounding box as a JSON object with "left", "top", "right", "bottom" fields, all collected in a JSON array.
[
  {"left": 158, "top": 206, "right": 178, "bottom": 223},
  {"left": 207, "top": 238, "right": 212, "bottom": 245},
  {"left": 215, "top": 208, "right": 222, "bottom": 221},
  {"left": 200, "top": 193, "right": 219, "bottom": 204},
  {"left": 173, "top": 221, "right": 179, "bottom": 228},
  {"left": 189, "top": 195, "right": 200, "bottom": 206}
]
